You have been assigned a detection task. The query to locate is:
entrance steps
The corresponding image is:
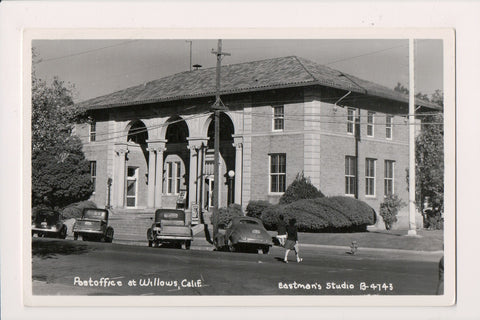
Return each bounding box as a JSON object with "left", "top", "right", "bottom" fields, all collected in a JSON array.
[{"left": 108, "top": 208, "right": 155, "bottom": 242}]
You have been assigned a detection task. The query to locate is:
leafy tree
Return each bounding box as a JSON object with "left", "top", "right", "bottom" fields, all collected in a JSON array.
[
  {"left": 279, "top": 172, "right": 325, "bottom": 204},
  {"left": 379, "top": 194, "right": 405, "bottom": 230},
  {"left": 31, "top": 53, "right": 92, "bottom": 210},
  {"left": 32, "top": 136, "right": 93, "bottom": 209},
  {"left": 395, "top": 83, "right": 444, "bottom": 227}
]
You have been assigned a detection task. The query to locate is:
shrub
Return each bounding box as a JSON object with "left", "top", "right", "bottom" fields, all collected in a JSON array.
[
  {"left": 379, "top": 194, "right": 405, "bottom": 230},
  {"left": 215, "top": 204, "right": 244, "bottom": 227},
  {"left": 61, "top": 200, "right": 97, "bottom": 219},
  {"left": 279, "top": 172, "right": 325, "bottom": 204},
  {"left": 246, "top": 200, "right": 272, "bottom": 219},
  {"left": 260, "top": 196, "right": 376, "bottom": 232}
]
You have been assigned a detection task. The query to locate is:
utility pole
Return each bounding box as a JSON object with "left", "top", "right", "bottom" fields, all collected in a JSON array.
[
  {"left": 354, "top": 108, "right": 361, "bottom": 199},
  {"left": 408, "top": 38, "right": 417, "bottom": 236},
  {"left": 211, "top": 39, "right": 230, "bottom": 243},
  {"left": 186, "top": 40, "right": 192, "bottom": 71}
]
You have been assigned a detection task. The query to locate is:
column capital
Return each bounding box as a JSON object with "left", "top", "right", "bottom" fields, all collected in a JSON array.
[
  {"left": 232, "top": 135, "right": 243, "bottom": 149},
  {"left": 187, "top": 137, "right": 209, "bottom": 150},
  {"left": 114, "top": 143, "right": 129, "bottom": 156},
  {"left": 147, "top": 139, "right": 167, "bottom": 153}
]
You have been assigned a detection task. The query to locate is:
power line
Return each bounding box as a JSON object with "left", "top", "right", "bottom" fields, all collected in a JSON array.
[
  {"left": 324, "top": 44, "right": 408, "bottom": 66},
  {"left": 36, "top": 40, "right": 140, "bottom": 64}
]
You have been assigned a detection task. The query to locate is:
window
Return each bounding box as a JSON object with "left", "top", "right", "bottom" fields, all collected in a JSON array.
[
  {"left": 176, "top": 161, "right": 181, "bottom": 194},
  {"left": 166, "top": 160, "right": 183, "bottom": 195},
  {"left": 365, "top": 158, "right": 376, "bottom": 196},
  {"left": 273, "top": 105, "right": 284, "bottom": 131},
  {"left": 270, "top": 153, "right": 286, "bottom": 193},
  {"left": 386, "top": 115, "right": 393, "bottom": 139},
  {"left": 367, "top": 111, "right": 375, "bottom": 137},
  {"left": 384, "top": 160, "right": 395, "bottom": 196},
  {"left": 89, "top": 122, "right": 96, "bottom": 142},
  {"left": 90, "top": 161, "right": 97, "bottom": 193},
  {"left": 126, "top": 167, "right": 138, "bottom": 207},
  {"left": 347, "top": 108, "right": 355, "bottom": 134},
  {"left": 345, "top": 156, "right": 356, "bottom": 195}
]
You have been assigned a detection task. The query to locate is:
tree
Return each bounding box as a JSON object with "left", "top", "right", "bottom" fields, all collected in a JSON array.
[
  {"left": 31, "top": 55, "right": 93, "bottom": 210},
  {"left": 395, "top": 83, "right": 444, "bottom": 228},
  {"left": 279, "top": 172, "right": 325, "bottom": 205},
  {"left": 32, "top": 136, "right": 93, "bottom": 209},
  {"left": 415, "top": 91, "right": 444, "bottom": 227}
]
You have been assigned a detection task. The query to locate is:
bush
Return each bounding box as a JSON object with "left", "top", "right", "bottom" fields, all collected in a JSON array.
[
  {"left": 246, "top": 200, "right": 272, "bottom": 219},
  {"left": 423, "top": 209, "right": 444, "bottom": 230},
  {"left": 61, "top": 200, "right": 97, "bottom": 219},
  {"left": 279, "top": 172, "right": 325, "bottom": 204},
  {"left": 379, "top": 194, "right": 405, "bottom": 230},
  {"left": 260, "top": 196, "right": 376, "bottom": 232},
  {"left": 215, "top": 204, "right": 244, "bottom": 227}
]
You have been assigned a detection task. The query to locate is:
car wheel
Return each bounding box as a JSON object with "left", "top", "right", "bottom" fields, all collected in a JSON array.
[
  {"left": 82, "top": 235, "right": 88, "bottom": 241},
  {"left": 73, "top": 233, "right": 78, "bottom": 240},
  {"left": 148, "top": 240, "right": 153, "bottom": 247},
  {"left": 185, "top": 240, "right": 191, "bottom": 250},
  {"left": 228, "top": 239, "right": 236, "bottom": 252},
  {"left": 262, "top": 246, "right": 270, "bottom": 254},
  {"left": 104, "top": 228, "right": 114, "bottom": 243}
]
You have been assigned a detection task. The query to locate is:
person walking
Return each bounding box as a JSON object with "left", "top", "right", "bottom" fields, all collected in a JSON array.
[
  {"left": 276, "top": 214, "right": 287, "bottom": 247},
  {"left": 283, "top": 218, "right": 302, "bottom": 263}
]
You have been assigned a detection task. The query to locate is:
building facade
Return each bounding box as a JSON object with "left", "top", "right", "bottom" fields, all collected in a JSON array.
[{"left": 77, "top": 56, "right": 439, "bottom": 229}]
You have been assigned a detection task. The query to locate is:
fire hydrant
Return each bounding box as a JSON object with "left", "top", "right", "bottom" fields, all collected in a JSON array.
[{"left": 350, "top": 241, "right": 358, "bottom": 255}]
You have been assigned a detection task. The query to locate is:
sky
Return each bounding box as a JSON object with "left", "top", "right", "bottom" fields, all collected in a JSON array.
[{"left": 33, "top": 39, "right": 443, "bottom": 103}]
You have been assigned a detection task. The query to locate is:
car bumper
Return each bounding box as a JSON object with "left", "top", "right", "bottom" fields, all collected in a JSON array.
[
  {"left": 153, "top": 235, "right": 193, "bottom": 241},
  {"left": 73, "top": 229, "right": 103, "bottom": 235},
  {"left": 32, "top": 228, "right": 60, "bottom": 234},
  {"left": 236, "top": 239, "right": 272, "bottom": 246}
]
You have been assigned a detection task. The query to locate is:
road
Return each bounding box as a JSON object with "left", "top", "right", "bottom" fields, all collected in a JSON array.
[{"left": 32, "top": 238, "right": 442, "bottom": 296}]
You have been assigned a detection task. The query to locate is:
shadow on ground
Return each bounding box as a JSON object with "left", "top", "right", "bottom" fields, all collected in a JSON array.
[{"left": 32, "top": 239, "right": 93, "bottom": 259}]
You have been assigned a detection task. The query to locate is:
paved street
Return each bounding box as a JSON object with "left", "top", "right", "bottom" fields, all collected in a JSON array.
[{"left": 32, "top": 238, "right": 442, "bottom": 296}]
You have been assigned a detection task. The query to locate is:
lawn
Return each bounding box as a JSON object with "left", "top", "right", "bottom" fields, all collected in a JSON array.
[{"left": 297, "top": 229, "right": 444, "bottom": 252}]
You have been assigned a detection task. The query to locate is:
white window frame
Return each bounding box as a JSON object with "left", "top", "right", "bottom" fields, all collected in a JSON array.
[
  {"left": 345, "top": 156, "right": 356, "bottom": 196},
  {"left": 272, "top": 105, "right": 285, "bottom": 131},
  {"left": 384, "top": 160, "right": 395, "bottom": 196},
  {"left": 367, "top": 111, "right": 375, "bottom": 137},
  {"left": 126, "top": 166, "right": 139, "bottom": 208},
  {"left": 89, "top": 122, "right": 96, "bottom": 142},
  {"left": 386, "top": 115, "right": 393, "bottom": 140},
  {"left": 347, "top": 108, "right": 355, "bottom": 135},
  {"left": 365, "top": 158, "right": 376, "bottom": 197},
  {"left": 165, "top": 160, "right": 183, "bottom": 195},
  {"left": 269, "top": 153, "right": 286, "bottom": 194},
  {"left": 90, "top": 161, "right": 97, "bottom": 193}
]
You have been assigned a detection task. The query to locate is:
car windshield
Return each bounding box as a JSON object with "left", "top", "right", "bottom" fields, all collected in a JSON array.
[
  {"left": 34, "top": 211, "right": 59, "bottom": 224},
  {"left": 238, "top": 219, "right": 259, "bottom": 225},
  {"left": 83, "top": 209, "right": 107, "bottom": 220}
]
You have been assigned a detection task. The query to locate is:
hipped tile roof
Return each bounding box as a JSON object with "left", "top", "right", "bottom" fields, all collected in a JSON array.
[{"left": 78, "top": 56, "right": 440, "bottom": 111}]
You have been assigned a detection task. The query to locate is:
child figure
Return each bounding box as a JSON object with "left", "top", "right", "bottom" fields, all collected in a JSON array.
[{"left": 283, "top": 218, "right": 302, "bottom": 263}]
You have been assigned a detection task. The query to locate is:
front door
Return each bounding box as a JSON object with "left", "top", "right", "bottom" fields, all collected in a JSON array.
[
  {"left": 126, "top": 166, "right": 138, "bottom": 208},
  {"left": 204, "top": 176, "right": 214, "bottom": 210}
]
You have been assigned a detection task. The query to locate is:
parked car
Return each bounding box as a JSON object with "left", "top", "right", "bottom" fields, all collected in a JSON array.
[
  {"left": 31, "top": 209, "right": 68, "bottom": 239},
  {"left": 147, "top": 209, "right": 193, "bottom": 249},
  {"left": 73, "top": 208, "right": 114, "bottom": 242},
  {"left": 216, "top": 216, "right": 273, "bottom": 254}
]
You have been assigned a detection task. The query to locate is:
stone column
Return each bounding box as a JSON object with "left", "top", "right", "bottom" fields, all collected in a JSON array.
[
  {"left": 146, "top": 148, "right": 157, "bottom": 208},
  {"left": 114, "top": 144, "right": 129, "bottom": 208},
  {"left": 233, "top": 136, "right": 243, "bottom": 206},
  {"left": 187, "top": 137, "right": 209, "bottom": 209},
  {"left": 154, "top": 144, "right": 166, "bottom": 208}
]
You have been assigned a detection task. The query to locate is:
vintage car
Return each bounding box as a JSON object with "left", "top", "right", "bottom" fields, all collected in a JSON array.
[
  {"left": 217, "top": 216, "right": 273, "bottom": 254},
  {"left": 73, "top": 208, "right": 114, "bottom": 242},
  {"left": 147, "top": 209, "right": 193, "bottom": 249},
  {"left": 31, "top": 209, "right": 68, "bottom": 239}
]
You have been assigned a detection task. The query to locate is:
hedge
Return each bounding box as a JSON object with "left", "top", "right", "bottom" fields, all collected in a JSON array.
[
  {"left": 260, "top": 196, "right": 376, "bottom": 232},
  {"left": 215, "top": 204, "right": 244, "bottom": 227},
  {"left": 246, "top": 200, "right": 272, "bottom": 219},
  {"left": 61, "top": 200, "right": 97, "bottom": 219}
]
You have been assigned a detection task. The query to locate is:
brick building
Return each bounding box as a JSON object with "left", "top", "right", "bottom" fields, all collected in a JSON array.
[{"left": 76, "top": 56, "right": 440, "bottom": 229}]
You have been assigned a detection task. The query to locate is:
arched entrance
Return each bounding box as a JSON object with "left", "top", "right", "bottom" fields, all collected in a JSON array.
[
  {"left": 163, "top": 116, "right": 190, "bottom": 209},
  {"left": 204, "top": 112, "right": 235, "bottom": 209},
  {"left": 125, "top": 120, "right": 148, "bottom": 208}
]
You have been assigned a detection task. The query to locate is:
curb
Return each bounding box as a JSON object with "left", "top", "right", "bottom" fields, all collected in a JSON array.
[{"left": 299, "top": 243, "right": 444, "bottom": 255}]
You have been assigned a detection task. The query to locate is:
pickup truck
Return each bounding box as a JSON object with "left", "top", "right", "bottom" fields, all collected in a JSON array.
[{"left": 147, "top": 209, "right": 193, "bottom": 249}]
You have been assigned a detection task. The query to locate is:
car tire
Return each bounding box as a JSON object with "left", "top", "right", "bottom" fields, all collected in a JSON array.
[
  {"left": 228, "top": 239, "right": 236, "bottom": 252},
  {"left": 73, "top": 233, "right": 78, "bottom": 240},
  {"left": 185, "top": 240, "right": 191, "bottom": 250},
  {"left": 148, "top": 240, "right": 153, "bottom": 247},
  {"left": 104, "top": 228, "right": 114, "bottom": 243},
  {"left": 262, "top": 246, "right": 270, "bottom": 254},
  {"left": 82, "top": 235, "right": 88, "bottom": 241}
]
